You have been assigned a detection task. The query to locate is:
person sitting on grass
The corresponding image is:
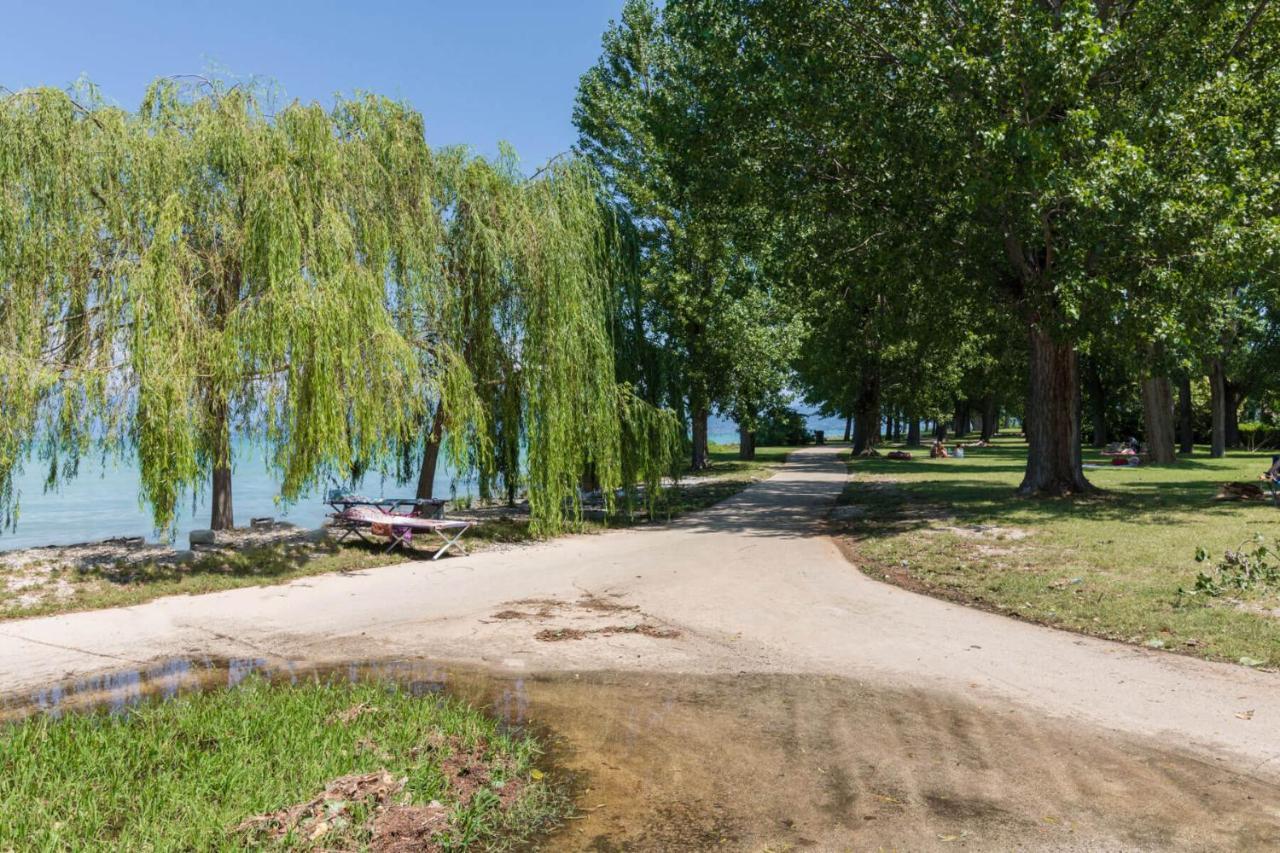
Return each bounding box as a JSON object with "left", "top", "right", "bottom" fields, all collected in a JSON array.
[
  {"left": 1260, "top": 455, "right": 1280, "bottom": 482},
  {"left": 930, "top": 439, "right": 949, "bottom": 459}
]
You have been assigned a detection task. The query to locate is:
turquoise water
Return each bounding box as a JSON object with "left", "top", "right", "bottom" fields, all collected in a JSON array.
[
  {"left": 1, "top": 445, "right": 475, "bottom": 552},
  {"left": 707, "top": 414, "right": 849, "bottom": 446},
  {"left": 2, "top": 413, "right": 849, "bottom": 552}
]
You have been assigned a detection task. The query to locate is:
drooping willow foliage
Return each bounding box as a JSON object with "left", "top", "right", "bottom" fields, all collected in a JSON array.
[
  {"left": 0, "top": 86, "right": 131, "bottom": 531},
  {"left": 0, "top": 78, "right": 679, "bottom": 537}
]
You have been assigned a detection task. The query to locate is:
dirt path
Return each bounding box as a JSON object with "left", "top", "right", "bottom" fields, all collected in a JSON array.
[{"left": 2, "top": 446, "right": 1278, "bottom": 847}]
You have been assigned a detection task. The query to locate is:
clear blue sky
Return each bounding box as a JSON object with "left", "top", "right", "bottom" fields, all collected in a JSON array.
[{"left": 0, "top": 1, "right": 626, "bottom": 170}]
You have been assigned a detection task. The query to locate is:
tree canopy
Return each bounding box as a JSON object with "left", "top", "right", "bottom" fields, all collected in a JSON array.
[
  {"left": 578, "top": 0, "right": 1280, "bottom": 489},
  {"left": 0, "top": 77, "right": 680, "bottom": 537}
]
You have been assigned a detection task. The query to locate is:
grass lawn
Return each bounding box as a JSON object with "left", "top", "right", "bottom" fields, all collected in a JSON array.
[
  {"left": 837, "top": 435, "right": 1280, "bottom": 667},
  {"left": 0, "top": 446, "right": 792, "bottom": 621},
  {"left": 0, "top": 676, "right": 566, "bottom": 850}
]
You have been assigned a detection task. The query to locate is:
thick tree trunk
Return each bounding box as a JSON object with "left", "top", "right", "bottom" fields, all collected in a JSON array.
[
  {"left": 842, "top": 415, "right": 852, "bottom": 443},
  {"left": 415, "top": 400, "right": 446, "bottom": 500},
  {"left": 851, "top": 371, "right": 881, "bottom": 454},
  {"left": 1225, "top": 385, "right": 1241, "bottom": 448},
  {"left": 691, "top": 404, "right": 710, "bottom": 470},
  {"left": 954, "top": 401, "right": 970, "bottom": 437},
  {"left": 209, "top": 400, "right": 234, "bottom": 530},
  {"left": 934, "top": 421, "right": 948, "bottom": 441},
  {"left": 738, "top": 425, "right": 756, "bottom": 460},
  {"left": 1019, "top": 328, "right": 1092, "bottom": 495},
  {"left": 980, "top": 396, "right": 998, "bottom": 441},
  {"left": 906, "top": 415, "right": 921, "bottom": 447},
  {"left": 1210, "top": 359, "right": 1227, "bottom": 458},
  {"left": 1084, "top": 364, "right": 1108, "bottom": 448},
  {"left": 1178, "top": 376, "right": 1194, "bottom": 454},
  {"left": 1140, "top": 375, "right": 1176, "bottom": 464}
]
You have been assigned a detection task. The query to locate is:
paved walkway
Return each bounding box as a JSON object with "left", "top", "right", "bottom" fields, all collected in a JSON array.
[{"left": 1, "top": 445, "right": 1276, "bottom": 780}]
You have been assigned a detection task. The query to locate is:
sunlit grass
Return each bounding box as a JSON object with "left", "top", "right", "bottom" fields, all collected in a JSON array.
[
  {"left": 840, "top": 434, "right": 1280, "bottom": 666},
  {"left": 0, "top": 676, "right": 566, "bottom": 850}
]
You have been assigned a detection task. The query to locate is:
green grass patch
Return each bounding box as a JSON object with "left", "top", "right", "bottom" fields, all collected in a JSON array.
[
  {"left": 0, "top": 676, "right": 567, "bottom": 850},
  {"left": 839, "top": 435, "right": 1280, "bottom": 667}
]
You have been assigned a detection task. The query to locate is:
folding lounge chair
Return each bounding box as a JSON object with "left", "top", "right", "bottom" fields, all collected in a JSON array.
[{"left": 333, "top": 505, "right": 472, "bottom": 559}]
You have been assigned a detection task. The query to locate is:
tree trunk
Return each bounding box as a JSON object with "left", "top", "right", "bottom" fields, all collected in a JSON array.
[
  {"left": 1141, "top": 375, "right": 1176, "bottom": 464},
  {"left": 1178, "top": 376, "right": 1194, "bottom": 454},
  {"left": 954, "top": 401, "right": 970, "bottom": 437},
  {"left": 842, "top": 414, "right": 853, "bottom": 443},
  {"left": 905, "top": 414, "right": 920, "bottom": 447},
  {"left": 580, "top": 463, "right": 600, "bottom": 494},
  {"left": 934, "top": 421, "right": 948, "bottom": 441},
  {"left": 1019, "top": 328, "right": 1092, "bottom": 495},
  {"left": 1084, "top": 364, "right": 1108, "bottom": 448},
  {"left": 209, "top": 400, "right": 234, "bottom": 530},
  {"left": 415, "top": 400, "right": 446, "bottom": 500},
  {"left": 738, "top": 425, "right": 756, "bottom": 461},
  {"left": 208, "top": 263, "right": 237, "bottom": 532},
  {"left": 1210, "top": 359, "right": 1227, "bottom": 458},
  {"left": 980, "top": 396, "right": 998, "bottom": 441},
  {"left": 851, "top": 370, "right": 881, "bottom": 454},
  {"left": 691, "top": 404, "right": 710, "bottom": 470},
  {"left": 1225, "top": 385, "right": 1241, "bottom": 448}
]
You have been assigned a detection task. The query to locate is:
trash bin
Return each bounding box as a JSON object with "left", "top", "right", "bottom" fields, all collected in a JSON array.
[{"left": 815, "top": 430, "right": 825, "bottom": 445}]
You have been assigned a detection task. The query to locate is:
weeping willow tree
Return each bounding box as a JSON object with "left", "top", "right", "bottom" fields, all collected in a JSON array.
[
  {"left": 2, "top": 78, "right": 677, "bottom": 540},
  {"left": 337, "top": 102, "right": 680, "bottom": 534},
  {"left": 408, "top": 150, "right": 680, "bottom": 535},
  {"left": 0, "top": 85, "right": 131, "bottom": 531},
  {"left": 126, "top": 79, "right": 423, "bottom": 530}
]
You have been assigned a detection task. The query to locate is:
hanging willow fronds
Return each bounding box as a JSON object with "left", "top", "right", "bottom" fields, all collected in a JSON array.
[
  {"left": 0, "top": 86, "right": 131, "bottom": 530},
  {"left": 126, "top": 79, "right": 424, "bottom": 527},
  {"left": 0, "top": 78, "right": 680, "bottom": 539},
  {"left": 442, "top": 151, "right": 681, "bottom": 534}
]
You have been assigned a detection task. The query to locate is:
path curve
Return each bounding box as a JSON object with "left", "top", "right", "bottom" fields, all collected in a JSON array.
[{"left": 1, "top": 445, "right": 1277, "bottom": 780}]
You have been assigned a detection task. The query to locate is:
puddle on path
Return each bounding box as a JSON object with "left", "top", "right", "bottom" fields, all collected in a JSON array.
[{"left": 3, "top": 659, "right": 1278, "bottom": 851}]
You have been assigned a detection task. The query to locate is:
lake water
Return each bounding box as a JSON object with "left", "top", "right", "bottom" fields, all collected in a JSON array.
[
  {"left": 0, "top": 443, "right": 478, "bottom": 552},
  {"left": 0, "top": 413, "right": 849, "bottom": 552}
]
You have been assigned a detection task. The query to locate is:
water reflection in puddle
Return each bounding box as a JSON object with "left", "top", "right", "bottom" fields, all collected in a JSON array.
[
  {"left": 2, "top": 657, "right": 458, "bottom": 722},
  {"left": 4, "top": 660, "right": 1279, "bottom": 851}
]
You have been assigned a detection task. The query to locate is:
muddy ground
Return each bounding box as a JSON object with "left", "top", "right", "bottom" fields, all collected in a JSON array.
[{"left": 5, "top": 659, "right": 1277, "bottom": 851}]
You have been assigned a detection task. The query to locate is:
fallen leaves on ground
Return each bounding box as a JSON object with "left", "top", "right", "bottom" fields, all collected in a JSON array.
[
  {"left": 327, "top": 701, "right": 379, "bottom": 725},
  {"left": 234, "top": 769, "right": 406, "bottom": 841},
  {"left": 233, "top": 736, "right": 532, "bottom": 849}
]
